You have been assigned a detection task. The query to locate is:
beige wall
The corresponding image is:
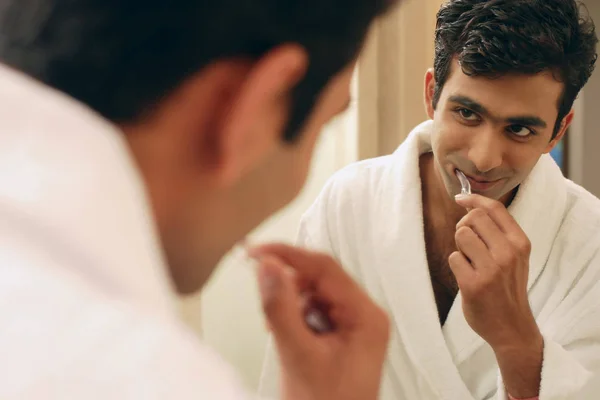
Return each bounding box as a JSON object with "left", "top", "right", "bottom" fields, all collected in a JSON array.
[{"left": 358, "top": 0, "right": 445, "bottom": 159}]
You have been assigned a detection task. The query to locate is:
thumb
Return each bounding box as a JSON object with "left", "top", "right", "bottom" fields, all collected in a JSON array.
[
  {"left": 257, "top": 255, "right": 312, "bottom": 355},
  {"left": 455, "top": 194, "right": 473, "bottom": 212}
]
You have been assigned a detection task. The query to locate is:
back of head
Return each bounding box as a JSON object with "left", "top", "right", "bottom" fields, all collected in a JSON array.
[
  {"left": 434, "top": 0, "right": 598, "bottom": 136},
  {"left": 0, "top": 0, "right": 396, "bottom": 141}
]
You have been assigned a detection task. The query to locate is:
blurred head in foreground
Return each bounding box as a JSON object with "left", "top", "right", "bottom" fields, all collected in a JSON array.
[{"left": 0, "top": 0, "right": 399, "bottom": 292}]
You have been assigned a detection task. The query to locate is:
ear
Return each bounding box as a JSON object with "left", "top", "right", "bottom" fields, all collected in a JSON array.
[
  {"left": 544, "top": 109, "right": 574, "bottom": 154},
  {"left": 202, "top": 44, "right": 308, "bottom": 186},
  {"left": 424, "top": 68, "right": 436, "bottom": 120}
]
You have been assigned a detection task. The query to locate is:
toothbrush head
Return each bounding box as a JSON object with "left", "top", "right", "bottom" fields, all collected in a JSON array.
[{"left": 455, "top": 169, "right": 471, "bottom": 195}]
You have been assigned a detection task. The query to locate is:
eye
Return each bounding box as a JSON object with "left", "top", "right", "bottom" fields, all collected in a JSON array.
[
  {"left": 458, "top": 108, "right": 479, "bottom": 121},
  {"left": 507, "top": 124, "right": 534, "bottom": 137}
]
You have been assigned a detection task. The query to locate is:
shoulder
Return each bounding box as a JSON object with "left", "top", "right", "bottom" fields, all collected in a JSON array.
[
  {"left": 300, "top": 154, "right": 396, "bottom": 236},
  {"left": 550, "top": 180, "right": 600, "bottom": 299},
  {"left": 545, "top": 184, "right": 600, "bottom": 340},
  {"left": 552, "top": 180, "right": 600, "bottom": 265},
  {"left": 561, "top": 180, "right": 600, "bottom": 240},
  {"left": 0, "top": 263, "right": 248, "bottom": 399},
  {"left": 317, "top": 154, "right": 396, "bottom": 208},
  {"left": 309, "top": 120, "right": 430, "bottom": 213}
]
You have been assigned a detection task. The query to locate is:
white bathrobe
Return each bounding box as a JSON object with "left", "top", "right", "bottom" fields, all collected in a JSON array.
[
  {"left": 259, "top": 121, "right": 600, "bottom": 399},
  {"left": 0, "top": 65, "right": 253, "bottom": 399}
]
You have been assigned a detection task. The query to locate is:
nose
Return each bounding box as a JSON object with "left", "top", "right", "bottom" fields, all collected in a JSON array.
[{"left": 467, "top": 128, "right": 503, "bottom": 174}]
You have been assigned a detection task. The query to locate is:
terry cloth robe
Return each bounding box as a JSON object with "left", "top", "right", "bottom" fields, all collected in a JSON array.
[
  {"left": 0, "top": 64, "right": 255, "bottom": 399},
  {"left": 258, "top": 120, "right": 600, "bottom": 400}
]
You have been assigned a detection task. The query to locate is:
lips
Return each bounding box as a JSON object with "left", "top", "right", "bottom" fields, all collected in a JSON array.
[{"left": 463, "top": 174, "right": 503, "bottom": 192}]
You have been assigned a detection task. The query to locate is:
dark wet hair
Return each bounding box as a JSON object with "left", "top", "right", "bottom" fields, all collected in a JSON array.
[
  {"left": 434, "top": 0, "right": 598, "bottom": 137},
  {"left": 0, "top": 0, "right": 398, "bottom": 141}
]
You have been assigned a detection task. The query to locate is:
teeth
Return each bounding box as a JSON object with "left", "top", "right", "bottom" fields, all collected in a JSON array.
[{"left": 455, "top": 169, "right": 471, "bottom": 195}]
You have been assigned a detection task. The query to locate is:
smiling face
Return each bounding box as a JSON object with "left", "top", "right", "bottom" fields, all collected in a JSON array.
[{"left": 424, "top": 60, "right": 573, "bottom": 203}]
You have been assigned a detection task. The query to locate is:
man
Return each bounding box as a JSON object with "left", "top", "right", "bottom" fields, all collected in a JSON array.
[
  {"left": 260, "top": 0, "right": 600, "bottom": 399},
  {"left": 0, "top": 1, "right": 401, "bottom": 399}
]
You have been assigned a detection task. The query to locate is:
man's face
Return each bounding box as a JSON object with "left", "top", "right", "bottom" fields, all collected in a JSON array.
[{"left": 426, "top": 60, "right": 569, "bottom": 202}]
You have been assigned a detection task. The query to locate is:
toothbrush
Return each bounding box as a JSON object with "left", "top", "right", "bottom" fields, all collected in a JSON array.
[
  {"left": 303, "top": 302, "right": 333, "bottom": 333},
  {"left": 455, "top": 169, "right": 471, "bottom": 195},
  {"left": 238, "top": 243, "right": 334, "bottom": 334}
]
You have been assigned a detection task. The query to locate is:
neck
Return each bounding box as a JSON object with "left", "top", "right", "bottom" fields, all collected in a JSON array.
[
  {"left": 122, "top": 123, "right": 182, "bottom": 235},
  {"left": 122, "top": 123, "right": 224, "bottom": 293}
]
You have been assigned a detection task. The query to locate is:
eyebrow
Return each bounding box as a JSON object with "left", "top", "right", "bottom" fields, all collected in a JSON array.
[{"left": 448, "top": 95, "right": 548, "bottom": 128}]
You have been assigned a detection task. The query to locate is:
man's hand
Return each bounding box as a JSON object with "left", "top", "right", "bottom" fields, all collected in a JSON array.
[
  {"left": 249, "top": 243, "right": 390, "bottom": 400},
  {"left": 453, "top": 194, "right": 543, "bottom": 398}
]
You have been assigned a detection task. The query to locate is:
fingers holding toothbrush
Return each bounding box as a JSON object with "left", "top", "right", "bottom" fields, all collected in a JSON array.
[
  {"left": 450, "top": 194, "right": 543, "bottom": 399},
  {"left": 451, "top": 194, "right": 537, "bottom": 346},
  {"left": 249, "top": 243, "right": 390, "bottom": 400}
]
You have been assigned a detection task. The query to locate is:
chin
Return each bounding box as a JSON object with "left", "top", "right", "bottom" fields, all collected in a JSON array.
[
  {"left": 170, "top": 268, "right": 211, "bottom": 295},
  {"left": 164, "top": 247, "right": 219, "bottom": 295}
]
